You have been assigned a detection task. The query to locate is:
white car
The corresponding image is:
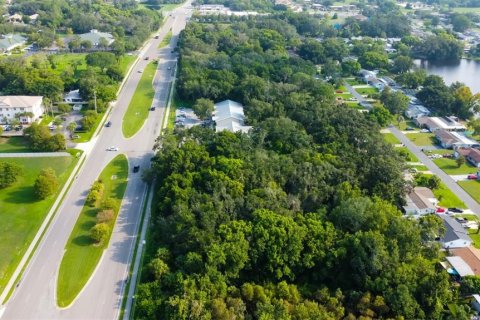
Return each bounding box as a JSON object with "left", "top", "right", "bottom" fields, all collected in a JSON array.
[
  {"left": 106, "top": 146, "right": 119, "bottom": 151},
  {"left": 420, "top": 129, "right": 430, "bottom": 133}
]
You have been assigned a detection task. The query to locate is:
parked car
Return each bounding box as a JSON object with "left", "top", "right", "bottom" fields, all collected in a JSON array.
[
  {"left": 154, "top": 35, "right": 159, "bottom": 39},
  {"left": 448, "top": 208, "right": 464, "bottom": 213},
  {"left": 106, "top": 146, "right": 119, "bottom": 151},
  {"left": 436, "top": 207, "right": 446, "bottom": 213},
  {"left": 71, "top": 134, "right": 80, "bottom": 139},
  {"left": 468, "top": 174, "right": 478, "bottom": 180},
  {"left": 133, "top": 165, "right": 140, "bottom": 173},
  {"left": 420, "top": 129, "right": 430, "bottom": 133},
  {"left": 138, "top": 69, "right": 143, "bottom": 73},
  {"left": 150, "top": 107, "right": 155, "bottom": 111},
  {"left": 167, "top": 66, "right": 172, "bottom": 70},
  {"left": 405, "top": 127, "right": 414, "bottom": 131},
  {"left": 144, "top": 56, "right": 149, "bottom": 60},
  {"left": 106, "top": 121, "right": 112, "bottom": 127}
]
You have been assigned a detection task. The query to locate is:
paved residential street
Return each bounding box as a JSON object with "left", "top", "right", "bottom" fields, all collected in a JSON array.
[
  {"left": 344, "top": 82, "right": 372, "bottom": 109},
  {"left": 0, "top": 152, "right": 71, "bottom": 158},
  {"left": 0, "top": 2, "right": 193, "bottom": 319},
  {"left": 389, "top": 126, "right": 480, "bottom": 214}
]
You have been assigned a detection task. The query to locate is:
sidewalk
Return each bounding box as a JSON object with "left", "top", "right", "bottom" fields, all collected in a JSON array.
[{"left": 0, "top": 152, "right": 71, "bottom": 158}]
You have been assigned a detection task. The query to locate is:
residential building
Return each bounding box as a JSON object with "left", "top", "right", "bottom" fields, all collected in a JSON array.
[
  {"left": 358, "top": 69, "right": 376, "bottom": 82},
  {"left": 472, "top": 294, "right": 480, "bottom": 314},
  {"left": 405, "top": 104, "right": 431, "bottom": 119},
  {"left": 63, "top": 90, "right": 84, "bottom": 104},
  {"left": 455, "top": 148, "right": 480, "bottom": 168},
  {"left": 443, "top": 256, "right": 475, "bottom": 279},
  {"left": 403, "top": 187, "right": 438, "bottom": 216},
  {"left": 368, "top": 78, "right": 386, "bottom": 91},
  {"left": 212, "top": 100, "right": 252, "bottom": 133},
  {"left": 78, "top": 29, "right": 114, "bottom": 47},
  {"left": 7, "top": 13, "right": 23, "bottom": 24},
  {"left": 435, "top": 129, "right": 479, "bottom": 149},
  {"left": 0, "top": 96, "right": 44, "bottom": 124},
  {"left": 416, "top": 116, "right": 466, "bottom": 132},
  {"left": 0, "top": 34, "right": 27, "bottom": 53},
  {"left": 450, "top": 247, "right": 480, "bottom": 275},
  {"left": 440, "top": 215, "right": 473, "bottom": 249}
]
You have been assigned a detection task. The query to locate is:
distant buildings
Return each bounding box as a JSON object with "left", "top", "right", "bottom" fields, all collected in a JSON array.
[
  {"left": 63, "top": 90, "right": 86, "bottom": 111},
  {"left": 77, "top": 29, "right": 114, "bottom": 47},
  {"left": 0, "top": 96, "right": 44, "bottom": 124},
  {"left": 405, "top": 104, "right": 431, "bottom": 119},
  {"left": 0, "top": 34, "right": 27, "bottom": 53},
  {"left": 213, "top": 100, "right": 252, "bottom": 133},
  {"left": 416, "top": 116, "right": 467, "bottom": 132},
  {"left": 455, "top": 148, "right": 480, "bottom": 168},
  {"left": 435, "top": 129, "right": 478, "bottom": 149},
  {"left": 196, "top": 4, "right": 264, "bottom": 16}
]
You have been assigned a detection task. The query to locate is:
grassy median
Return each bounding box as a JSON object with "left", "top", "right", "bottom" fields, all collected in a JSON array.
[
  {"left": 122, "top": 62, "right": 157, "bottom": 138},
  {"left": 57, "top": 155, "right": 128, "bottom": 307},
  {"left": 0, "top": 156, "right": 78, "bottom": 293}
]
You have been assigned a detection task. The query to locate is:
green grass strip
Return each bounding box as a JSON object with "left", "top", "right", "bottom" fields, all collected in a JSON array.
[
  {"left": 57, "top": 154, "right": 129, "bottom": 307},
  {"left": 122, "top": 62, "right": 157, "bottom": 138},
  {"left": 158, "top": 30, "right": 172, "bottom": 48},
  {"left": 0, "top": 156, "right": 78, "bottom": 293}
]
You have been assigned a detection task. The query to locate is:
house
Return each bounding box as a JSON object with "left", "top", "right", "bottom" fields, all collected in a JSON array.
[
  {"left": 443, "top": 256, "right": 475, "bottom": 279},
  {"left": 472, "top": 294, "right": 480, "bottom": 314},
  {"left": 63, "top": 90, "right": 84, "bottom": 104},
  {"left": 440, "top": 215, "right": 473, "bottom": 249},
  {"left": 358, "top": 69, "right": 376, "bottom": 82},
  {"left": 0, "top": 34, "right": 27, "bottom": 53},
  {"left": 0, "top": 96, "right": 44, "bottom": 124},
  {"left": 7, "top": 13, "right": 23, "bottom": 24},
  {"left": 405, "top": 104, "right": 431, "bottom": 119},
  {"left": 455, "top": 148, "right": 480, "bottom": 168},
  {"left": 435, "top": 129, "right": 479, "bottom": 149},
  {"left": 450, "top": 247, "right": 480, "bottom": 275},
  {"left": 403, "top": 187, "right": 438, "bottom": 216},
  {"left": 78, "top": 29, "right": 114, "bottom": 47},
  {"left": 416, "top": 116, "right": 466, "bottom": 132},
  {"left": 212, "top": 100, "right": 252, "bottom": 133},
  {"left": 29, "top": 14, "right": 39, "bottom": 23}
]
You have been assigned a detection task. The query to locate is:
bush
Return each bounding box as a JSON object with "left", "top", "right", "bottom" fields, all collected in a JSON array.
[
  {"left": 34, "top": 168, "right": 58, "bottom": 199},
  {"left": 86, "top": 190, "right": 101, "bottom": 206},
  {"left": 101, "top": 197, "right": 117, "bottom": 211},
  {"left": 96, "top": 209, "right": 114, "bottom": 223},
  {"left": 90, "top": 223, "right": 109, "bottom": 244},
  {"left": 0, "top": 162, "right": 23, "bottom": 189}
]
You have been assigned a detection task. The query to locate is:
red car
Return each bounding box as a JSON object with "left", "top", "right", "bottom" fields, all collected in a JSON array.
[
  {"left": 468, "top": 174, "right": 478, "bottom": 180},
  {"left": 436, "top": 207, "right": 446, "bottom": 213}
]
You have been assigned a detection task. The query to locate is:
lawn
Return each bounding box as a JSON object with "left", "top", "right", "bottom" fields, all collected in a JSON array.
[
  {"left": 0, "top": 137, "right": 32, "bottom": 153},
  {"left": 395, "top": 120, "right": 418, "bottom": 131},
  {"left": 397, "top": 146, "right": 419, "bottom": 162},
  {"left": 160, "top": 3, "right": 183, "bottom": 13},
  {"left": 434, "top": 183, "right": 466, "bottom": 209},
  {"left": 57, "top": 154, "right": 128, "bottom": 307},
  {"left": 383, "top": 132, "right": 400, "bottom": 144},
  {"left": 122, "top": 62, "right": 157, "bottom": 138},
  {"left": 405, "top": 132, "right": 436, "bottom": 146},
  {"left": 158, "top": 30, "right": 172, "bottom": 48},
  {"left": 459, "top": 180, "right": 480, "bottom": 204},
  {"left": 355, "top": 87, "right": 378, "bottom": 95},
  {"left": 0, "top": 156, "right": 78, "bottom": 293},
  {"left": 72, "top": 113, "right": 105, "bottom": 143},
  {"left": 433, "top": 158, "right": 478, "bottom": 175},
  {"left": 344, "top": 78, "right": 363, "bottom": 86},
  {"left": 118, "top": 55, "right": 136, "bottom": 75},
  {"left": 452, "top": 7, "right": 480, "bottom": 13},
  {"left": 408, "top": 164, "right": 429, "bottom": 172},
  {"left": 167, "top": 92, "right": 193, "bottom": 132}
]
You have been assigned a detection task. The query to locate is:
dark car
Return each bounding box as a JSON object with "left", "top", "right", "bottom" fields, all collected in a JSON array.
[
  {"left": 106, "top": 121, "right": 112, "bottom": 127},
  {"left": 150, "top": 107, "right": 155, "bottom": 111},
  {"left": 133, "top": 165, "right": 140, "bottom": 173},
  {"left": 448, "top": 208, "right": 464, "bottom": 213},
  {"left": 405, "top": 127, "right": 415, "bottom": 131}
]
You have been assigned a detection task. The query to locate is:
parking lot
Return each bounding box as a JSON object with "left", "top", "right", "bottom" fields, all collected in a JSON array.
[{"left": 174, "top": 108, "right": 202, "bottom": 129}]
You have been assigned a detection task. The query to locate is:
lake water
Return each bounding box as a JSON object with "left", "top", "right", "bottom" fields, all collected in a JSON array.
[{"left": 414, "top": 59, "right": 480, "bottom": 93}]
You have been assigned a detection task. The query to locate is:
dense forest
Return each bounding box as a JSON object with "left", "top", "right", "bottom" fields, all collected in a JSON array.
[{"left": 134, "top": 18, "right": 467, "bottom": 319}]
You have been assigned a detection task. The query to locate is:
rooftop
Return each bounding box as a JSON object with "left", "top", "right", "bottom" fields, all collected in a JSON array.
[
  {"left": 213, "top": 100, "right": 252, "bottom": 133},
  {"left": 450, "top": 247, "right": 480, "bottom": 275},
  {"left": 440, "top": 214, "right": 473, "bottom": 245},
  {"left": 0, "top": 96, "right": 43, "bottom": 108},
  {"left": 446, "top": 256, "right": 475, "bottom": 277}
]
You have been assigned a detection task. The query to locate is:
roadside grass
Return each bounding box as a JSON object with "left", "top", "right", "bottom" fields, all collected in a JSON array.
[
  {"left": 383, "top": 132, "right": 401, "bottom": 145},
  {"left": 0, "top": 156, "right": 77, "bottom": 293},
  {"left": 433, "top": 158, "right": 478, "bottom": 175},
  {"left": 434, "top": 183, "right": 467, "bottom": 209},
  {"left": 395, "top": 120, "right": 418, "bottom": 130},
  {"left": 57, "top": 154, "right": 128, "bottom": 307},
  {"left": 0, "top": 137, "right": 32, "bottom": 153},
  {"left": 451, "top": 7, "right": 480, "bottom": 13},
  {"left": 158, "top": 30, "right": 172, "bottom": 48},
  {"left": 459, "top": 180, "right": 480, "bottom": 204},
  {"left": 397, "top": 146, "right": 419, "bottom": 162},
  {"left": 408, "top": 164, "right": 429, "bottom": 172},
  {"left": 427, "top": 149, "right": 453, "bottom": 155},
  {"left": 72, "top": 114, "right": 105, "bottom": 143},
  {"left": 160, "top": 3, "right": 183, "bottom": 13},
  {"left": 168, "top": 92, "right": 193, "bottom": 132},
  {"left": 118, "top": 55, "right": 136, "bottom": 75},
  {"left": 405, "top": 132, "right": 436, "bottom": 146},
  {"left": 355, "top": 87, "right": 378, "bottom": 95},
  {"left": 122, "top": 62, "right": 157, "bottom": 138}
]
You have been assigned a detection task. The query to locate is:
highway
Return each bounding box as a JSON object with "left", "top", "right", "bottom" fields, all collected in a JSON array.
[{"left": 1, "top": 2, "right": 192, "bottom": 319}]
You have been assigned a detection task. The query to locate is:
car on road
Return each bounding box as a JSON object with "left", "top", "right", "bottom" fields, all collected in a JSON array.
[
  {"left": 138, "top": 69, "right": 143, "bottom": 73},
  {"left": 167, "top": 66, "right": 172, "bottom": 70},
  {"left": 468, "top": 174, "right": 478, "bottom": 180},
  {"left": 154, "top": 35, "right": 159, "bottom": 39},
  {"left": 405, "top": 127, "right": 414, "bottom": 131},
  {"left": 71, "top": 134, "right": 80, "bottom": 139},
  {"left": 133, "top": 165, "right": 140, "bottom": 173},
  {"left": 144, "top": 56, "right": 149, "bottom": 60},
  {"left": 150, "top": 107, "right": 155, "bottom": 111},
  {"left": 106, "top": 121, "right": 112, "bottom": 127},
  {"left": 106, "top": 146, "right": 119, "bottom": 151},
  {"left": 448, "top": 208, "right": 464, "bottom": 213}
]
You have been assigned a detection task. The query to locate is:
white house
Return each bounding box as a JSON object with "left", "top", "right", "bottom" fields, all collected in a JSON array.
[
  {"left": 0, "top": 96, "right": 44, "bottom": 124},
  {"left": 403, "top": 187, "right": 438, "bottom": 216},
  {"left": 440, "top": 215, "right": 473, "bottom": 249},
  {"left": 212, "top": 100, "right": 252, "bottom": 133},
  {"left": 77, "top": 29, "right": 114, "bottom": 47}
]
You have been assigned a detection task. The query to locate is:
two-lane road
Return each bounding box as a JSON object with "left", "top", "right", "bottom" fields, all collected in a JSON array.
[{"left": 2, "top": 3, "right": 192, "bottom": 319}]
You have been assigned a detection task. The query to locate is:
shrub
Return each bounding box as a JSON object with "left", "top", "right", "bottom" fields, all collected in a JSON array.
[
  {"left": 0, "top": 162, "right": 23, "bottom": 189},
  {"left": 34, "top": 168, "right": 58, "bottom": 199},
  {"left": 96, "top": 209, "right": 114, "bottom": 223},
  {"left": 90, "top": 223, "right": 109, "bottom": 244}
]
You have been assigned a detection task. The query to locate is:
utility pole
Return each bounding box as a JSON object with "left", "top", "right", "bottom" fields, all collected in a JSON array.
[{"left": 94, "top": 89, "right": 97, "bottom": 113}]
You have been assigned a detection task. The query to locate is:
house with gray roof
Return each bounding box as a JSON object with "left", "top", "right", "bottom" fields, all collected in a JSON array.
[
  {"left": 77, "top": 29, "right": 114, "bottom": 47},
  {"left": 440, "top": 215, "right": 473, "bottom": 249}
]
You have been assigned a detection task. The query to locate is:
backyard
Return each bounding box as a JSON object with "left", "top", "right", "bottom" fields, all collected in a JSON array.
[
  {"left": 405, "top": 132, "right": 436, "bottom": 146},
  {"left": 57, "top": 155, "right": 128, "bottom": 307},
  {"left": 434, "top": 183, "right": 466, "bottom": 209},
  {"left": 0, "top": 156, "right": 78, "bottom": 293},
  {"left": 433, "top": 158, "right": 478, "bottom": 175}
]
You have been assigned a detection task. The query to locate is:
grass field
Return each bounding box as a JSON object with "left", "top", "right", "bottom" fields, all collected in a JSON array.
[
  {"left": 0, "top": 137, "right": 32, "bottom": 153},
  {"left": 383, "top": 132, "right": 400, "bottom": 144},
  {"left": 122, "top": 62, "right": 157, "bottom": 138},
  {"left": 344, "top": 78, "right": 363, "bottom": 86},
  {"left": 57, "top": 155, "right": 128, "bottom": 307},
  {"left": 405, "top": 132, "right": 436, "bottom": 146},
  {"left": 72, "top": 114, "right": 105, "bottom": 143},
  {"left": 459, "top": 180, "right": 480, "bottom": 204},
  {"left": 451, "top": 7, "right": 480, "bottom": 13},
  {"left": 397, "top": 146, "right": 419, "bottom": 162},
  {"left": 433, "top": 158, "right": 478, "bottom": 175},
  {"left": 355, "top": 87, "right": 378, "bottom": 95},
  {"left": 158, "top": 31, "right": 172, "bottom": 48},
  {"left": 395, "top": 120, "right": 418, "bottom": 131},
  {"left": 434, "top": 183, "right": 466, "bottom": 209},
  {"left": 160, "top": 3, "right": 183, "bottom": 13},
  {"left": 0, "top": 156, "right": 77, "bottom": 293}
]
